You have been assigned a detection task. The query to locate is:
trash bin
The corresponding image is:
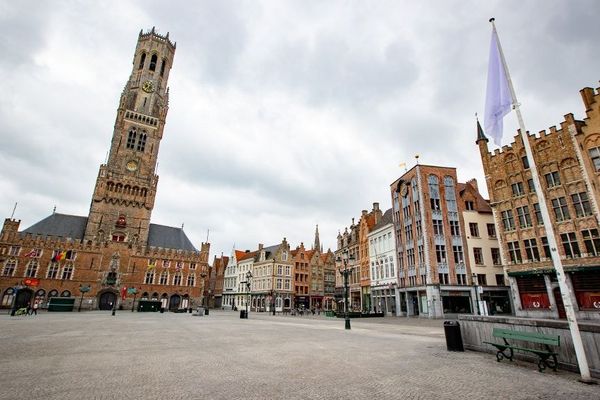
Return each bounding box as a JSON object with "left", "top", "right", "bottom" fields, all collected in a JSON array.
[
  {"left": 205, "top": 308, "right": 209, "bottom": 316},
  {"left": 240, "top": 310, "right": 247, "bottom": 319},
  {"left": 188, "top": 308, "right": 192, "bottom": 314},
  {"left": 443, "top": 320, "right": 464, "bottom": 351},
  {"left": 160, "top": 307, "right": 165, "bottom": 314}
]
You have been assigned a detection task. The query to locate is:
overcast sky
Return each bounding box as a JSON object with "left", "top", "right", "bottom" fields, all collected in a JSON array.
[{"left": 1, "top": 1, "right": 599, "bottom": 261}]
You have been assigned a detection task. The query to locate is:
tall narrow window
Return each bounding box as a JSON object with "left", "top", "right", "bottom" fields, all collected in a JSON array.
[
  {"left": 25, "top": 261, "right": 38, "bottom": 278},
  {"left": 551, "top": 197, "right": 570, "bottom": 221},
  {"left": 533, "top": 203, "right": 544, "bottom": 225},
  {"left": 588, "top": 147, "right": 600, "bottom": 171},
  {"left": 61, "top": 263, "right": 74, "bottom": 280},
  {"left": 137, "top": 133, "right": 147, "bottom": 152},
  {"left": 571, "top": 192, "right": 592, "bottom": 217},
  {"left": 487, "top": 223, "right": 496, "bottom": 238},
  {"left": 127, "top": 129, "right": 137, "bottom": 149},
  {"left": 491, "top": 248, "right": 501, "bottom": 265},
  {"left": 145, "top": 271, "right": 155, "bottom": 284},
  {"left": 507, "top": 241, "right": 522, "bottom": 263},
  {"left": 435, "top": 245, "right": 446, "bottom": 263},
  {"left": 545, "top": 171, "right": 561, "bottom": 188},
  {"left": 428, "top": 175, "right": 440, "bottom": 211},
  {"left": 187, "top": 273, "right": 195, "bottom": 287},
  {"left": 469, "top": 223, "right": 479, "bottom": 237},
  {"left": 541, "top": 237, "right": 551, "bottom": 258},
  {"left": 582, "top": 229, "right": 600, "bottom": 256},
  {"left": 516, "top": 206, "right": 532, "bottom": 228},
  {"left": 473, "top": 248, "right": 483, "bottom": 265},
  {"left": 523, "top": 239, "right": 540, "bottom": 261},
  {"left": 149, "top": 54, "right": 157, "bottom": 71},
  {"left": 501, "top": 210, "right": 515, "bottom": 231},
  {"left": 2, "top": 260, "right": 17, "bottom": 277},
  {"left": 160, "top": 59, "right": 166, "bottom": 76},
  {"left": 138, "top": 52, "right": 146, "bottom": 70},
  {"left": 47, "top": 262, "right": 59, "bottom": 279},
  {"left": 511, "top": 182, "right": 525, "bottom": 197}
]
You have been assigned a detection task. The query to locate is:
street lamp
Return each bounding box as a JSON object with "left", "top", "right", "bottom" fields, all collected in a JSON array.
[
  {"left": 241, "top": 270, "right": 252, "bottom": 318},
  {"left": 78, "top": 285, "right": 91, "bottom": 312},
  {"left": 336, "top": 250, "right": 355, "bottom": 330}
]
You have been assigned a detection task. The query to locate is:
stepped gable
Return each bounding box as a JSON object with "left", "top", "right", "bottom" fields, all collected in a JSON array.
[
  {"left": 372, "top": 208, "right": 393, "bottom": 231},
  {"left": 147, "top": 223, "right": 198, "bottom": 252},
  {"left": 21, "top": 213, "right": 88, "bottom": 240}
]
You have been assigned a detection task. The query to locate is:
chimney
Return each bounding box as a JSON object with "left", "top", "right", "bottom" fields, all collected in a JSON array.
[
  {"left": 373, "top": 202, "right": 379, "bottom": 211},
  {"left": 580, "top": 87, "right": 596, "bottom": 111},
  {"left": 467, "top": 178, "right": 479, "bottom": 192},
  {"left": 258, "top": 243, "right": 263, "bottom": 250},
  {"left": 362, "top": 210, "right": 367, "bottom": 216}
]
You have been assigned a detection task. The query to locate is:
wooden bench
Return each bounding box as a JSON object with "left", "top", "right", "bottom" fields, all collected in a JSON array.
[{"left": 483, "top": 328, "right": 560, "bottom": 372}]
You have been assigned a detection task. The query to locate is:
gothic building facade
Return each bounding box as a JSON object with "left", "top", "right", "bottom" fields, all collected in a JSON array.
[{"left": 0, "top": 29, "right": 210, "bottom": 312}]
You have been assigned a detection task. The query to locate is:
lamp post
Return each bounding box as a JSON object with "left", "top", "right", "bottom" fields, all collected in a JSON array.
[
  {"left": 336, "top": 250, "right": 355, "bottom": 330},
  {"left": 200, "top": 272, "right": 207, "bottom": 310},
  {"left": 472, "top": 273, "right": 480, "bottom": 315},
  {"left": 270, "top": 290, "right": 276, "bottom": 316},
  {"left": 78, "top": 285, "right": 91, "bottom": 312},
  {"left": 243, "top": 271, "right": 252, "bottom": 318},
  {"left": 129, "top": 287, "right": 138, "bottom": 312}
]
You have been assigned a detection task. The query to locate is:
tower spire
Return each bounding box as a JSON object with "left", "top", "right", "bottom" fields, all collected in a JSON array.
[{"left": 313, "top": 224, "right": 320, "bottom": 251}]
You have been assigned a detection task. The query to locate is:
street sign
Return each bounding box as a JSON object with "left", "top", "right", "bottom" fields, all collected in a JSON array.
[{"left": 23, "top": 278, "right": 39, "bottom": 287}]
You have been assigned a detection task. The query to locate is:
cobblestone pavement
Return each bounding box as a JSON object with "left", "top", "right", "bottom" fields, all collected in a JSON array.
[{"left": 1, "top": 310, "right": 598, "bottom": 400}]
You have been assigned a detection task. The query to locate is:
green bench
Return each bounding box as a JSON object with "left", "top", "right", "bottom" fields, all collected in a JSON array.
[{"left": 483, "top": 328, "right": 560, "bottom": 372}]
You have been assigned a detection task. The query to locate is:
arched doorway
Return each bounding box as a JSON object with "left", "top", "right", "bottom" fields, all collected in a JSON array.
[
  {"left": 99, "top": 292, "right": 116, "bottom": 310},
  {"left": 15, "top": 288, "right": 33, "bottom": 309},
  {"left": 169, "top": 294, "right": 181, "bottom": 311}
]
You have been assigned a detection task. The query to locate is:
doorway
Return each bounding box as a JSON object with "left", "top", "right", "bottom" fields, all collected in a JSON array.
[
  {"left": 169, "top": 294, "right": 181, "bottom": 311},
  {"left": 99, "top": 292, "right": 116, "bottom": 310},
  {"left": 553, "top": 287, "right": 566, "bottom": 319},
  {"left": 15, "top": 288, "right": 33, "bottom": 309}
]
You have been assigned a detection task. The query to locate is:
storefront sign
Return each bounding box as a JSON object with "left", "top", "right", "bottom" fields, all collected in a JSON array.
[
  {"left": 575, "top": 292, "right": 600, "bottom": 310},
  {"left": 520, "top": 293, "right": 550, "bottom": 309},
  {"left": 23, "top": 278, "right": 39, "bottom": 287}
]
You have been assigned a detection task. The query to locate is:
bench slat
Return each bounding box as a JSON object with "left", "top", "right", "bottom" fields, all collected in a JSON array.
[{"left": 492, "top": 328, "right": 560, "bottom": 346}]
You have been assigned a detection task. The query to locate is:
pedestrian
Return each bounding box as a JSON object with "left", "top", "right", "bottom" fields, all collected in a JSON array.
[{"left": 32, "top": 301, "right": 39, "bottom": 315}]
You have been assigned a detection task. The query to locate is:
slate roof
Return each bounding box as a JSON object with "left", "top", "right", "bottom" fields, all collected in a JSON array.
[
  {"left": 147, "top": 223, "right": 198, "bottom": 252},
  {"left": 21, "top": 213, "right": 88, "bottom": 239},
  {"left": 372, "top": 208, "right": 393, "bottom": 231},
  {"left": 20, "top": 213, "right": 198, "bottom": 252}
]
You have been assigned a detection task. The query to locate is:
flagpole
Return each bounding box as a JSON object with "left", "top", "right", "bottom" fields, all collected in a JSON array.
[{"left": 490, "top": 18, "right": 594, "bottom": 383}]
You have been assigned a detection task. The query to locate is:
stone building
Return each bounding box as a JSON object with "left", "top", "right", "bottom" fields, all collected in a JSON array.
[
  {"left": 0, "top": 29, "right": 210, "bottom": 312},
  {"left": 209, "top": 254, "right": 228, "bottom": 309},
  {"left": 335, "top": 218, "right": 361, "bottom": 311},
  {"left": 458, "top": 178, "right": 511, "bottom": 315},
  {"left": 250, "top": 239, "right": 293, "bottom": 312},
  {"left": 291, "top": 243, "right": 313, "bottom": 309},
  {"left": 477, "top": 84, "right": 600, "bottom": 320},
  {"left": 358, "top": 203, "right": 383, "bottom": 312},
  {"left": 390, "top": 165, "right": 473, "bottom": 318}
]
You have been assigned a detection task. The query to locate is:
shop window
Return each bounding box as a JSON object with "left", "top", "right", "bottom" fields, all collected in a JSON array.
[{"left": 516, "top": 275, "right": 550, "bottom": 309}]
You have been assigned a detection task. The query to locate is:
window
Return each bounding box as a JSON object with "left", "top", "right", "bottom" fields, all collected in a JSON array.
[
  {"left": 533, "top": 203, "right": 544, "bottom": 225},
  {"left": 61, "top": 264, "right": 74, "bottom": 280},
  {"left": 551, "top": 197, "right": 570, "bottom": 221},
  {"left": 527, "top": 178, "right": 536, "bottom": 193},
  {"left": 187, "top": 274, "right": 195, "bottom": 287},
  {"left": 433, "top": 219, "right": 443, "bottom": 235},
  {"left": 282, "top": 251, "right": 288, "bottom": 261},
  {"left": 469, "top": 223, "right": 479, "bottom": 237},
  {"left": 137, "top": 133, "right": 147, "bottom": 152},
  {"left": 589, "top": 147, "right": 600, "bottom": 171},
  {"left": 544, "top": 171, "right": 561, "bottom": 188},
  {"left": 561, "top": 232, "right": 580, "bottom": 258},
  {"left": 276, "top": 278, "right": 282, "bottom": 289},
  {"left": 487, "top": 223, "right": 496, "bottom": 238},
  {"left": 453, "top": 246, "right": 464, "bottom": 264},
  {"left": 2, "top": 260, "right": 16, "bottom": 276},
  {"left": 521, "top": 156, "right": 530, "bottom": 169},
  {"left": 25, "top": 261, "right": 38, "bottom": 278},
  {"left": 127, "top": 129, "right": 137, "bottom": 149},
  {"left": 473, "top": 248, "right": 483, "bottom": 265},
  {"left": 516, "top": 206, "right": 532, "bottom": 228},
  {"left": 145, "top": 271, "right": 154, "bottom": 284},
  {"left": 450, "top": 220, "right": 460, "bottom": 236},
  {"left": 582, "top": 229, "right": 600, "bottom": 256},
  {"left": 173, "top": 273, "right": 182, "bottom": 286},
  {"left": 511, "top": 182, "right": 525, "bottom": 197},
  {"left": 438, "top": 273, "right": 449, "bottom": 284},
  {"left": 435, "top": 245, "right": 446, "bottom": 263},
  {"left": 285, "top": 266, "right": 290, "bottom": 275},
  {"left": 1, "top": 288, "right": 15, "bottom": 307},
  {"left": 190, "top": 263, "right": 196, "bottom": 270},
  {"left": 523, "top": 239, "right": 540, "bottom": 261},
  {"left": 428, "top": 175, "right": 440, "bottom": 210},
  {"left": 149, "top": 54, "right": 157, "bottom": 71},
  {"left": 47, "top": 262, "right": 59, "bottom": 279},
  {"left": 477, "top": 274, "right": 487, "bottom": 286},
  {"left": 456, "top": 274, "right": 467, "bottom": 285},
  {"left": 9, "top": 246, "right": 21, "bottom": 256},
  {"left": 277, "top": 265, "right": 282, "bottom": 275},
  {"left": 501, "top": 210, "right": 515, "bottom": 231},
  {"left": 507, "top": 241, "right": 522, "bottom": 263},
  {"left": 465, "top": 201, "right": 474, "bottom": 211},
  {"left": 491, "top": 248, "right": 501, "bottom": 265},
  {"left": 541, "top": 237, "right": 551, "bottom": 258},
  {"left": 160, "top": 59, "right": 166, "bottom": 76},
  {"left": 138, "top": 52, "right": 146, "bottom": 69},
  {"left": 495, "top": 274, "right": 505, "bottom": 286},
  {"left": 159, "top": 271, "right": 169, "bottom": 285},
  {"left": 112, "top": 234, "right": 125, "bottom": 242},
  {"left": 572, "top": 192, "right": 592, "bottom": 217}
]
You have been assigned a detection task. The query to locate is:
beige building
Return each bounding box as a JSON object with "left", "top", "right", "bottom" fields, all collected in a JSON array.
[{"left": 459, "top": 179, "right": 511, "bottom": 315}]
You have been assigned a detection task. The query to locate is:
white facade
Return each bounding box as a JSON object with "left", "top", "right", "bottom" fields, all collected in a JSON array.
[
  {"left": 222, "top": 249, "right": 238, "bottom": 309},
  {"left": 368, "top": 220, "right": 399, "bottom": 315}
]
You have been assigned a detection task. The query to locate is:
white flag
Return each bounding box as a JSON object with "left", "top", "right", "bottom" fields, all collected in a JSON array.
[{"left": 484, "top": 29, "right": 512, "bottom": 146}]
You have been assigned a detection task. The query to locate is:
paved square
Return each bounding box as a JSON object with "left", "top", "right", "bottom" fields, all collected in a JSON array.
[{"left": 1, "top": 311, "right": 598, "bottom": 399}]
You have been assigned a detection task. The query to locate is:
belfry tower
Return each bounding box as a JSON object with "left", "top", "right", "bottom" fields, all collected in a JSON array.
[{"left": 84, "top": 28, "right": 176, "bottom": 246}]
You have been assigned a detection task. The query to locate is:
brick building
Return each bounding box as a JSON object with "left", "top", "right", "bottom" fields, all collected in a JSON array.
[
  {"left": 477, "top": 84, "right": 600, "bottom": 320},
  {"left": 0, "top": 29, "right": 210, "bottom": 312},
  {"left": 390, "top": 165, "right": 473, "bottom": 318}
]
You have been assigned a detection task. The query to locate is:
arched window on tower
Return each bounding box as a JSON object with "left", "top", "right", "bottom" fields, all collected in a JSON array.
[
  {"left": 138, "top": 52, "right": 146, "bottom": 70},
  {"left": 149, "top": 54, "right": 157, "bottom": 71},
  {"left": 160, "top": 59, "right": 166, "bottom": 76},
  {"left": 137, "top": 132, "right": 147, "bottom": 152},
  {"left": 127, "top": 128, "right": 137, "bottom": 149}
]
